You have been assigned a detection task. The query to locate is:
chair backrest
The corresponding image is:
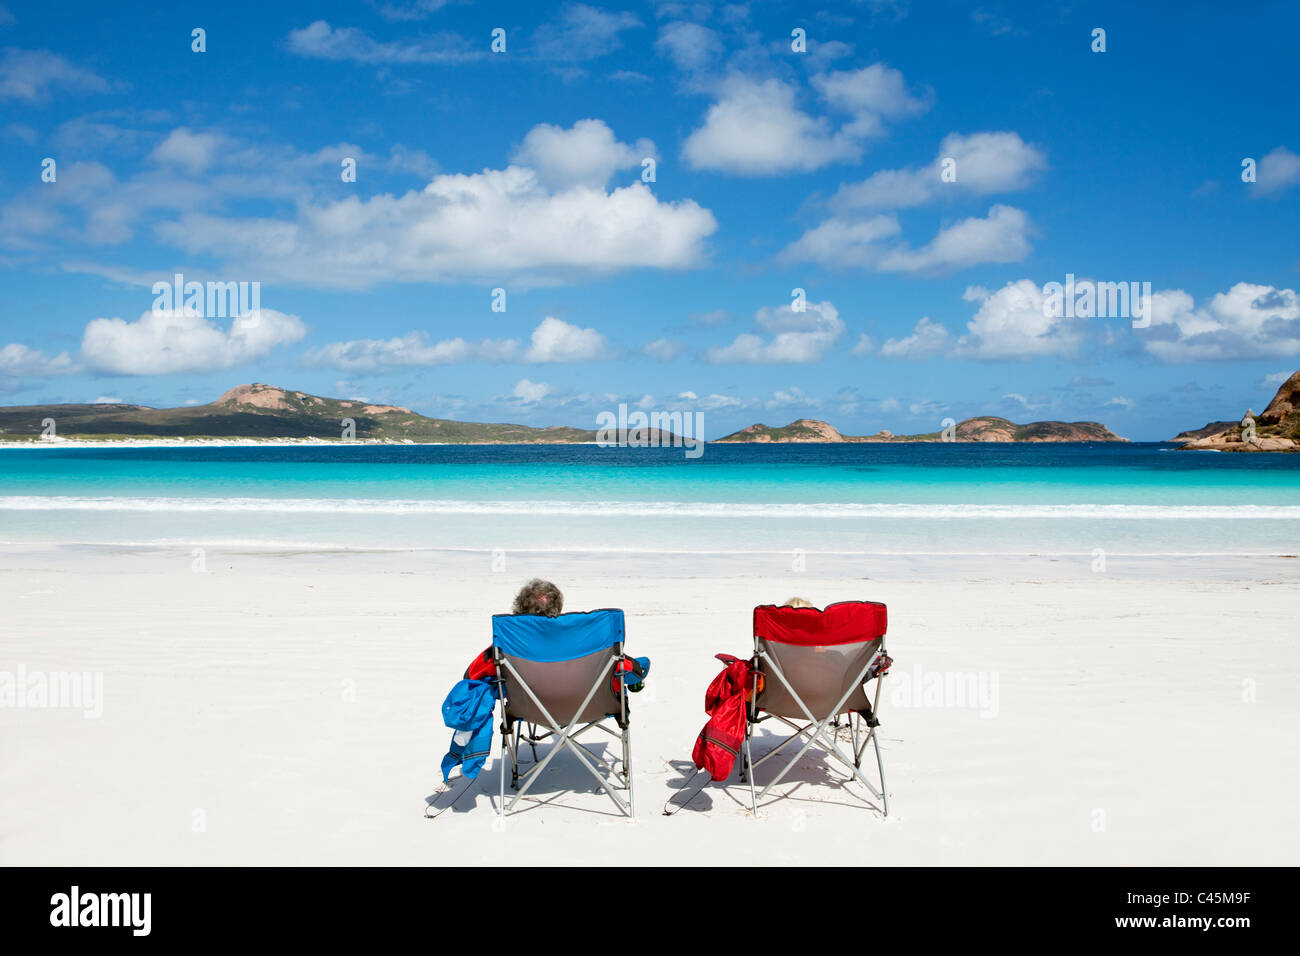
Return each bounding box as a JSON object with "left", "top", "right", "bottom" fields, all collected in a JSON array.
[
  {"left": 752, "top": 602, "right": 887, "bottom": 720},
  {"left": 492, "top": 609, "right": 625, "bottom": 726}
]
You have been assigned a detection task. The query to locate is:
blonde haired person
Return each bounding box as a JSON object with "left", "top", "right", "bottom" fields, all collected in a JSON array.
[{"left": 782, "top": 597, "right": 814, "bottom": 608}]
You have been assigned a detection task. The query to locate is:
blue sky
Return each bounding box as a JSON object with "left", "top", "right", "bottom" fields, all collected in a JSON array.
[{"left": 1, "top": 0, "right": 1298, "bottom": 440}]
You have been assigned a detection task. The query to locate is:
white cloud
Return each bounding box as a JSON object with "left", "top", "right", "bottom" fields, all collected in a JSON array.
[
  {"left": 834, "top": 131, "right": 1045, "bottom": 210},
  {"left": 878, "top": 205, "right": 1032, "bottom": 273},
  {"left": 643, "top": 338, "right": 685, "bottom": 361},
  {"left": 371, "top": 0, "right": 452, "bottom": 22},
  {"left": 879, "top": 317, "right": 952, "bottom": 359},
  {"left": 809, "top": 63, "right": 929, "bottom": 137},
  {"left": 682, "top": 75, "right": 861, "bottom": 175},
  {"left": 655, "top": 21, "right": 722, "bottom": 71},
  {"left": 149, "top": 127, "right": 228, "bottom": 174},
  {"left": 1104, "top": 396, "right": 1135, "bottom": 409},
  {"left": 707, "top": 300, "right": 844, "bottom": 363},
  {"left": 780, "top": 215, "right": 901, "bottom": 269},
  {"left": 510, "top": 119, "right": 653, "bottom": 190},
  {"left": 955, "top": 279, "right": 1084, "bottom": 359},
  {"left": 511, "top": 379, "right": 552, "bottom": 404},
  {"left": 0, "top": 343, "right": 76, "bottom": 377},
  {"left": 287, "top": 20, "right": 477, "bottom": 64},
  {"left": 81, "top": 308, "right": 306, "bottom": 375},
  {"left": 783, "top": 205, "right": 1032, "bottom": 273},
  {"left": 92, "top": 395, "right": 124, "bottom": 404},
  {"left": 766, "top": 386, "right": 819, "bottom": 409},
  {"left": 304, "top": 332, "right": 519, "bottom": 372},
  {"left": 1142, "top": 283, "right": 1300, "bottom": 362},
  {"left": 530, "top": 4, "right": 642, "bottom": 61},
  {"left": 157, "top": 158, "right": 717, "bottom": 287},
  {"left": 0, "top": 48, "right": 111, "bottom": 101},
  {"left": 851, "top": 333, "right": 875, "bottom": 356},
  {"left": 1254, "top": 146, "right": 1300, "bottom": 196},
  {"left": 678, "top": 390, "right": 747, "bottom": 411},
  {"left": 524, "top": 316, "right": 610, "bottom": 363}
]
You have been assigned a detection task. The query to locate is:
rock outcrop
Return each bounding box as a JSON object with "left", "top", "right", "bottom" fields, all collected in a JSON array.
[
  {"left": 715, "top": 417, "right": 1126, "bottom": 443},
  {"left": 1174, "top": 371, "right": 1300, "bottom": 452}
]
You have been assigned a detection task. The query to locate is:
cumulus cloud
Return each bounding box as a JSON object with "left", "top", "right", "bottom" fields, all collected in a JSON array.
[
  {"left": 834, "top": 131, "right": 1046, "bottom": 210},
  {"left": 851, "top": 333, "right": 875, "bottom": 356},
  {"left": 0, "top": 48, "right": 111, "bottom": 101},
  {"left": 706, "top": 300, "right": 844, "bottom": 363},
  {"left": 149, "top": 127, "right": 228, "bottom": 174},
  {"left": 524, "top": 316, "right": 610, "bottom": 362},
  {"left": 809, "top": 63, "right": 930, "bottom": 136},
  {"left": 879, "top": 317, "right": 952, "bottom": 359},
  {"left": 780, "top": 215, "right": 902, "bottom": 269},
  {"left": 655, "top": 21, "right": 722, "bottom": 71},
  {"left": 1142, "top": 282, "right": 1300, "bottom": 361},
  {"left": 0, "top": 343, "right": 77, "bottom": 377},
  {"left": 1254, "top": 146, "right": 1300, "bottom": 196},
  {"left": 683, "top": 75, "right": 860, "bottom": 175},
  {"left": 304, "top": 332, "right": 519, "bottom": 372},
  {"left": 510, "top": 119, "right": 653, "bottom": 189},
  {"left": 877, "top": 205, "right": 1032, "bottom": 273},
  {"left": 955, "top": 279, "right": 1085, "bottom": 359},
  {"left": 156, "top": 155, "right": 716, "bottom": 288},
  {"left": 511, "top": 379, "right": 553, "bottom": 404},
  {"left": 783, "top": 205, "right": 1032, "bottom": 273},
  {"left": 682, "top": 64, "right": 928, "bottom": 175},
  {"left": 81, "top": 309, "right": 306, "bottom": 375}
]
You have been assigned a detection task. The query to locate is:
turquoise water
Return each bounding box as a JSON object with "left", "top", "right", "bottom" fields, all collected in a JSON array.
[{"left": 1, "top": 443, "right": 1298, "bottom": 554}]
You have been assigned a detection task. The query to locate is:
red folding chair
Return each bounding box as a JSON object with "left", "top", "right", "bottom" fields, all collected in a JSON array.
[{"left": 742, "top": 602, "right": 892, "bottom": 815}]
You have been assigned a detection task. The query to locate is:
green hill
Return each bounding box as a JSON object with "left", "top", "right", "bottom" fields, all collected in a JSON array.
[{"left": 0, "top": 383, "right": 598, "bottom": 443}]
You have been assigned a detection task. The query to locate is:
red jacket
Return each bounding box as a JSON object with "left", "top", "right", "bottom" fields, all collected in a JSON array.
[
  {"left": 692, "top": 654, "right": 760, "bottom": 782},
  {"left": 464, "top": 647, "right": 497, "bottom": 681}
]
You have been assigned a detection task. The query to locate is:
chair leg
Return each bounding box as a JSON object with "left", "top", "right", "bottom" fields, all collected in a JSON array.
[
  {"left": 743, "top": 721, "right": 757, "bottom": 814},
  {"left": 873, "top": 731, "right": 889, "bottom": 817},
  {"left": 498, "top": 723, "right": 508, "bottom": 820},
  {"left": 623, "top": 725, "right": 635, "bottom": 817}
]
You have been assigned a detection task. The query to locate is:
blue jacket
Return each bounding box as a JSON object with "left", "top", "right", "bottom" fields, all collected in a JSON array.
[{"left": 441, "top": 678, "right": 498, "bottom": 782}]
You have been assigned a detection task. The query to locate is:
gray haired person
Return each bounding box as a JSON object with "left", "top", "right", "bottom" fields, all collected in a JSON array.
[
  {"left": 512, "top": 579, "right": 564, "bottom": 617},
  {"left": 463, "top": 579, "right": 565, "bottom": 680}
]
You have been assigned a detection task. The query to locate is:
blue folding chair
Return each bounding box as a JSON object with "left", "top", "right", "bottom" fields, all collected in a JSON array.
[{"left": 492, "top": 609, "right": 638, "bottom": 817}]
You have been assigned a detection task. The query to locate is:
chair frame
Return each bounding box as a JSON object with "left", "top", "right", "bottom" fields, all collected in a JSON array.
[
  {"left": 740, "top": 635, "right": 890, "bottom": 816},
  {"left": 493, "top": 641, "right": 636, "bottom": 818}
]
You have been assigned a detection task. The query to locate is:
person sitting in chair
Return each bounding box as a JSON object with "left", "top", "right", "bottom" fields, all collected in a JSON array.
[{"left": 463, "top": 579, "right": 564, "bottom": 681}]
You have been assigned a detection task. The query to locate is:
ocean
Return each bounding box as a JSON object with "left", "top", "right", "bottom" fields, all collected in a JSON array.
[{"left": 1, "top": 442, "right": 1298, "bottom": 559}]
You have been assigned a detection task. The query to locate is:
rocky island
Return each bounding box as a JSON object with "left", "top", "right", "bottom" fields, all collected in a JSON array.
[
  {"left": 1174, "top": 370, "right": 1300, "bottom": 452},
  {"left": 716, "top": 416, "right": 1125, "bottom": 443}
]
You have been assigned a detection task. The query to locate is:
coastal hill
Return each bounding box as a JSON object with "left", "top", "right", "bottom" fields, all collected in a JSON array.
[
  {"left": 716, "top": 416, "right": 1125, "bottom": 443},
  {"left": 1175, "top": 370, "right": 1300, "bottom": 452},
  {"left": 0, "top": 383, "right": 599, "bottom": 443}
]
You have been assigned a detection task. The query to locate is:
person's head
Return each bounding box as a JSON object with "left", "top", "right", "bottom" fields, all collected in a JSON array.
[
  {"left": 513, "top": 579, "right": 564, "bottom": 617},
  {"left": 782, "top": 597, "right": 814, "bottom": 608}
]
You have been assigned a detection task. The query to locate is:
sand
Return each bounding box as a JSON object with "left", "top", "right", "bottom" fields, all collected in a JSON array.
[{"left": 1, "top": 545, "right": 1297, "bottom": 865}]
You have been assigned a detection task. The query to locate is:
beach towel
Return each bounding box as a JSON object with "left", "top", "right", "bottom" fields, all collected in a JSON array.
[
  {"left": 692, "top": 654, "right": 757, "bottom": 782},
  {"left": 440, "top": 678, "right": 498, "bottom": 782}
]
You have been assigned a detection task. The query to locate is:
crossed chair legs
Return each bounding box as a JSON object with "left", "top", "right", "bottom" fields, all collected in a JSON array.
[
  {"left": 495, "top": 658, "right": 635, "bottom": 819},
  {"left": 739, "top": 653, "right": 890, "bottom": 817}
]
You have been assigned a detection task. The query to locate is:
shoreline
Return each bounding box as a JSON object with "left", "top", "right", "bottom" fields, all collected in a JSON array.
[{"left": 0, "top": 437, "right": 1174, "bottom": 449}]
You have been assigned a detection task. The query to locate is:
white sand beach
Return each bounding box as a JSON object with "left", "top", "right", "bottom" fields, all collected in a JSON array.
[{"left": 1, "top": 545, "right": 1297, "bottom": 866}]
